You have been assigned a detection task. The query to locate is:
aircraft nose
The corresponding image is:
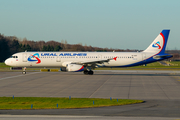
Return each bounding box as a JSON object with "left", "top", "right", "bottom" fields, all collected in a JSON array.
[{"left": 5, "top": 59, "right": 9, "bottom": 66}]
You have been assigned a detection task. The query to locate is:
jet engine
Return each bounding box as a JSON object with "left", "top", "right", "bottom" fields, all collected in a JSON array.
[
  {"left": 61, "top": 63, "right": 84, "bottom": 72},
  {"left": 66, "top": 64, "right": 84, "bottom": 72}
]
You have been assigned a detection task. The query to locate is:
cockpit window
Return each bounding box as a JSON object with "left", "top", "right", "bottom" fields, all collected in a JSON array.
[{"left": 10, "top": 56, "right": 18, "bottom": 58}]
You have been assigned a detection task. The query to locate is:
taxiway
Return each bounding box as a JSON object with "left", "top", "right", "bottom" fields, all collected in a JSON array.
[{"left": 0, "top": 70, "right": 180, "bottom": 118}]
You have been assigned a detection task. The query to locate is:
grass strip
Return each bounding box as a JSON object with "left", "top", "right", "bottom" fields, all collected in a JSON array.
[
  {"left": 0, "top": 97, "right": 143, "bottom": 109},
  {"left": 0, "top": 63, "right": 10, "bottom": 68}
]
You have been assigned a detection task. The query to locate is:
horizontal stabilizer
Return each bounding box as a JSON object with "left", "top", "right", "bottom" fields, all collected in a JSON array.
[{"left": 153, "top": 54, "right": 173, "bottom": 59}]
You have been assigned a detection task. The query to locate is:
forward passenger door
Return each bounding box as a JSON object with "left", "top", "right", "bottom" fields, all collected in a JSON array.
[{"left": 22, "top": 53, "right": 27, "bottom": 62}]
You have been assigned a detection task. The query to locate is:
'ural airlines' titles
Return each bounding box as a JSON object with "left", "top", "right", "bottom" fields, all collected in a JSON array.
[{"left": 41, "top": 53, "right": 87, "bottom": 56}]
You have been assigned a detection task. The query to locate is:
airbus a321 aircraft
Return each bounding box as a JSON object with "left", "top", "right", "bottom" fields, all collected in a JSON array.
[{"left": 5, "top": 30, "right": 172, "bottom": 75}]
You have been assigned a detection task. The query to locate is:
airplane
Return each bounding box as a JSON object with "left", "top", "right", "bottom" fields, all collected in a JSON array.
[{"left": 5, "top": 29, "right": 172, "bottom": 75}]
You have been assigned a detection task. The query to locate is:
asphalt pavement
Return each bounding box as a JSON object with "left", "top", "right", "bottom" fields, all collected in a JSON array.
[{"left": 0, "top": 70, "right": 180, "bottom": 118}]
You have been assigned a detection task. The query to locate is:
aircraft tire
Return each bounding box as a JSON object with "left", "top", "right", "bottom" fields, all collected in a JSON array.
[
  {"left": 88, "top": 70, "right": 94, "bottom": 75},
  {"left": 83, "top": 70, "right": 89, "bottom": 75},
  {"left": 22, "top": 71, "right": 26, "bottom": 74}
]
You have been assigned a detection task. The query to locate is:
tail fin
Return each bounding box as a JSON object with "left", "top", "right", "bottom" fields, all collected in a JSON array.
[{"left": 143, "top": 30, "right": 170, "bottom": 54}]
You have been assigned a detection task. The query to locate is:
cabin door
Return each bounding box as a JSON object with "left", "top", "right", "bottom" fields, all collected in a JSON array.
[
  {"left": 22, "top": 53, "right": 27, "bottom": 62},
  {"left": 98, "top": 55, "right": 102, "bottom": 60},
  {"left": 56, "top": 56, "right": 61, "bottom": 62},
  {"left": 142, "top": 53, "right": 146, "bottom": 62}
]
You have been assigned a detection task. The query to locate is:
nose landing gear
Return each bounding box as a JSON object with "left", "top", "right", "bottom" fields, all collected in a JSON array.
[{"left": 22, "top": 67, "right": 26, "bottom": 74}]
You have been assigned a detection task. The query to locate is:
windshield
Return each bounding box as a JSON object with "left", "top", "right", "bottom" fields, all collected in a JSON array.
[{"left": 10, "top": 56, "right": 18, "bottom": 58}]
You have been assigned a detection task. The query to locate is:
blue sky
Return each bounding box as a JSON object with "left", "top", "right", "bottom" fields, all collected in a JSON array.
[{"left": 0, "top": 0, "right": 179, "bottom": 50}]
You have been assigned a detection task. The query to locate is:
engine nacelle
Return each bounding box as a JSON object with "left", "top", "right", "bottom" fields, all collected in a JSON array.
[{"left": 66, "top": 64, "right": 84, "bottom": 72}]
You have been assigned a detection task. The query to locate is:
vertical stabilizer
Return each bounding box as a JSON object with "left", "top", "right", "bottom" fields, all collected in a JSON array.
[{"left": 143, "top": 30, "right": 170, "bottom": 55}]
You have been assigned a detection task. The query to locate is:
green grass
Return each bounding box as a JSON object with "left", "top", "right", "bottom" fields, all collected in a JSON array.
[
  {"left": 0, "top": 63, "right": 11, "bottom": 71},
  {"left": 167, "top": 61, "right": 180, "bottom": 66},
  {"left": 0, "top": 97, "right": 143, "bottom": 109},
  {"left": 0, "top": 63, "right": 10, "bottom": 68}
]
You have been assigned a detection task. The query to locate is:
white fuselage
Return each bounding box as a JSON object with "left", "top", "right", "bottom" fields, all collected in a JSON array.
[{"left": 5, "top": 52, "right": 153, "bottom": 68}]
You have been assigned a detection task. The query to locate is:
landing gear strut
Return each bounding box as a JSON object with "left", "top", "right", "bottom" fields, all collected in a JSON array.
[
  {"left": 83, "top": 70, "right": 94, "bottom": 75},
  {"left": 22, "top": 67, "right": 26, "bottom": 74}
]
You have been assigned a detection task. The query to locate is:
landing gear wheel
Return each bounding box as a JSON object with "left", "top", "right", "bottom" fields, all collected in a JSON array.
[
  {"left": 22, "top": 67, "right": 26, "bottom": 74},
  {"left": 83, "top": 70, "right": 89, "bottom": 75},
  {"left": 22, "top": 71, "right": 26, "bottom": 74},
  {"left": 88, "top": 70, "right": 94, "bottom": 75}
]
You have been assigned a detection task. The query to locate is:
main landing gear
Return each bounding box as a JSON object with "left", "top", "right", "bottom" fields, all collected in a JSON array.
[
  {"left": 22, "top": 67, "right": 26, "bottom": 74},
  {"left": 83, "top": 70, "right": 94, "bottom": 75}
]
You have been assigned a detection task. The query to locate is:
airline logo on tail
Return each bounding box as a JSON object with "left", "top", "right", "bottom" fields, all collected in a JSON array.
[
  {"left": 152, "top": 41, "right": 161, "bottom": 49},
  {"left": 27, "top": 53, "right": 41, "bottom": 64}
]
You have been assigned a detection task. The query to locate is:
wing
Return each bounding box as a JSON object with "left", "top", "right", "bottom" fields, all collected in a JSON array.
[{"left": 71, "top": 57, "right": 117, "bottom": 67}]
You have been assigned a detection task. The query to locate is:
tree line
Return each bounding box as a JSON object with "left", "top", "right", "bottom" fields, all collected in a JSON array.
[{"left": 0, "top": 34, "right": 136, "bottom": 62}]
